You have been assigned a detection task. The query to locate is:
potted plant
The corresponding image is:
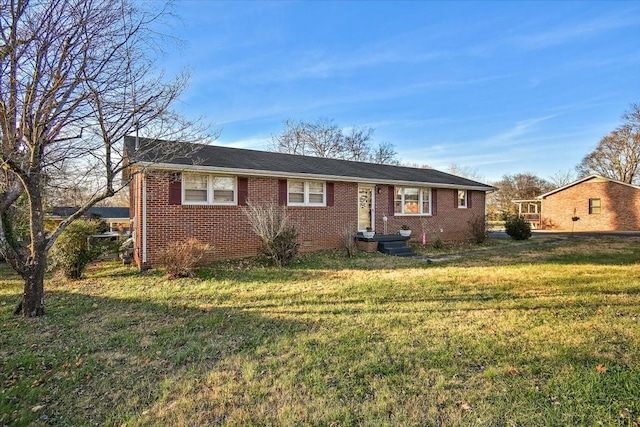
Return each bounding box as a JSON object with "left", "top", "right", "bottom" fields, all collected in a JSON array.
[
  {"left": 398, "top": 224, "right": 411, "bottom": 237},
  {"left": 363, "top": 227, "right": 375, "bottom": 239}
]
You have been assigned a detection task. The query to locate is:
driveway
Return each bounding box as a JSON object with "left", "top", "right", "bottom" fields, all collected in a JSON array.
[{"left": 489, "top": 230, "right": 640, "bottom": 239}]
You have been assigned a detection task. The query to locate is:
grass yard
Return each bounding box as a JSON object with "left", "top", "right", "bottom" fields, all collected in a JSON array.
[{"left": 1, "top": 235, "right": 639, "bottom": 426}]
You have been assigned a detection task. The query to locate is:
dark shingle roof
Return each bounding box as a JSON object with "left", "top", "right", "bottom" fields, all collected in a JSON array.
[
  {"left": 50, "top": 207, "right": 129, "bottom": 219},
  {"left": 124, "top": 136, "right": 494, "bottom": 190}
]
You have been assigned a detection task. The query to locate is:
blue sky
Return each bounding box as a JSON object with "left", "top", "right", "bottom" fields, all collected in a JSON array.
[{"left": 164, "top": 0, "right": 640, "bottom": 183}]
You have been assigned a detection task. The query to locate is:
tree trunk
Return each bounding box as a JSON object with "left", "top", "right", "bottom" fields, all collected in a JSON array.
[
  {"left": 13, "top": 181, "right": 48, "bottom": 317},
  {"left": 15, "top": 260, "right": 46, "bottom": 317}
]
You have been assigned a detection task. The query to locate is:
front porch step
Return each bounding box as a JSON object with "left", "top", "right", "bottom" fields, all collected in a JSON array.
[
  {"left": 377, "top": 239, "right": 417, "bottom": 257},
  {"left": 356, "top": 233, "right": 416, "bottom": 257}
]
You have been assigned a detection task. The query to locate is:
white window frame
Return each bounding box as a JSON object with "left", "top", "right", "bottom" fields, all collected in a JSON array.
[
  {"left": 288, "top": 180, "right": 326, "bottom": 206},
  {"left": 394, "top": 187, "right": 432, "bottom": 216},
  {"left": 182, "top": 173, "right": 237, "bottom": 206},
  {"left": 457, "top": 189, "right": 468, "bottom": 208}
]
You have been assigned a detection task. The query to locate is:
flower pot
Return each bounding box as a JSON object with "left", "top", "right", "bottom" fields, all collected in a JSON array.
[
  {"left": 362, "top": 231, "right": 375, "bottom": 239},
  {"left": 399, "top": 229, "right": 411, "bottom": 237}
]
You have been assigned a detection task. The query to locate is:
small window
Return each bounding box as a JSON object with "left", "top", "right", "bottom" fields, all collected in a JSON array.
[
  {"left": 457, "top": 190, "right": 467, "bottom": 208},
  {"left": 183, "top": 173, "right": 236, "bottom": 205},
  {"left": 183, "top": 173, "right": 208, "bottom": 203},
  {"left": 308, "top": 181, "right": 325, "bottom": 204},
  {"left": 212, "top": 176, "right": 235, "bottom": 203},
  {"left": 288, "top": 180, "right": 325, "bottom": 206},
  {"left": 394, "top": 187, "right": 431, "bottom": 215},
  {"left": 589, "top": 198, "right": 601, "bottom": 214}
]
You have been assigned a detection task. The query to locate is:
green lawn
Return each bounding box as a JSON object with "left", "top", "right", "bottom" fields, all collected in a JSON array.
[{"left": 1, "top": 236, "right": 639, "bottom": 426}]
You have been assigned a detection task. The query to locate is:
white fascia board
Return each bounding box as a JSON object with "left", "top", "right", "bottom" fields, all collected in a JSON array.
[{"left": 136, "top": 161, "right": 494, "bottom": 192}]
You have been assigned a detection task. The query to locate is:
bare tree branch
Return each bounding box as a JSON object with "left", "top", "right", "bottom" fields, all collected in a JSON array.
[
  {"left": 0, "top": 0, "right": 211, "bottom": 316},
  {"left": 577, "top": 103, "right": 640, "bottom": 184},
  {"left": 270, "top": 118, "right": 399, "bottom": 164}
]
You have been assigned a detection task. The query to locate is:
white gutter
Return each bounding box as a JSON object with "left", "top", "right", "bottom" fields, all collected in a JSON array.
[
  {"left": 135, "top": 161, "right": 494, "bottom": 192},
  {"left": 142, "top": 173, "right": 147, "bottom": 264}
]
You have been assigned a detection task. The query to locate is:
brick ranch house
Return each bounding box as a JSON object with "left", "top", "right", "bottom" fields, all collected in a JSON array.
[
  {"left": 538, "top": 175, "right": 640, "bottom": 231},
  {"left": 124, "top": 136, "right": 495, "bottom": 269}
]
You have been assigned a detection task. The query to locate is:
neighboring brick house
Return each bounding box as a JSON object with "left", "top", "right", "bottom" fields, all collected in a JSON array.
[
  {"left": 539, "top": 175, "right": 640, "bottom": 231},
  {"left": 124, "top": 136, "right": 495, "bottom": 269}
]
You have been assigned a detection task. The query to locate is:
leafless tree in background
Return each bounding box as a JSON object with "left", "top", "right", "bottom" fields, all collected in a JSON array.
[
  {"left": 271, "top": 118, "right": 399, "bottom": 164},
  {"left": 0, "top": 0, "right": 209, "bottom": 316},
  {"left": 577, "top": 103, "right": 640, "bottom": 184},
  {"left": 447, "top": 163, "right": 486, "bottom": 183},
  {"left": 548, "top": 169, "right": 576, "bottom": 189},
  {"left": 487, "top": 173, "right": 553, "bottom": 218}
]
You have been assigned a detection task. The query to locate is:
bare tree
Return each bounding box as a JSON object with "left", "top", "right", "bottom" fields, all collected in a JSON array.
[
  {"left": 0, "top": 0, "right": 208, "bottom": 316},
  {"left": 270, "top": 118, "right": 399, "bottom": 164},
  {"left": 270, "top": 119, "right": 308, "bottom": 155},
  {"left": 488, "top": 173, "right": 553, "bottom": 217},
  {"left": 548, "top": 169, "right": 576, "bottom": 189},
  {"left": 370, "top": 141, "right": 399, "bottom": 165},
  {"left": 304, "top": 118, "right": 344, "bottom": 159},
  {"left": 342, "top": 126, "right": 373, "bottom": 162},
  {"left": 577, "top": 103, "right": 640, "bottom": 184},
  {"left": 447, "top": 163, "right": 485, "bottom": 182}
]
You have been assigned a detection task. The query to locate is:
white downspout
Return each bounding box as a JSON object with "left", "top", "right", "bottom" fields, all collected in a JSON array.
[{"left": 142, "top": 173, "right": 147, "bottom": 264}]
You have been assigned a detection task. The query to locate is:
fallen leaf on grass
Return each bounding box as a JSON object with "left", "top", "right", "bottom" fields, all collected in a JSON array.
[
  {"left": 596, "top": 364, "right": 607, "bottom": 373},
  {"left": 456, "top": 401, "right": 472, "bottom": 411},
  {"left": 31, "top": 405, "right": 44, "bottom": 412},
  {"left": 31, "top": 378, "right": 46, "bottom": 387},
  {"left": 509, "top": 366, "right": 519, "bottom": 375}
]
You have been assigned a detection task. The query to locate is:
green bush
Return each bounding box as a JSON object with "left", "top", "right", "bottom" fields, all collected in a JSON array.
[
  {"left": 49, "top": 220, "right": 101, "bottom": 279},
  {"left": 504, "top": 216, "right": 532, "bottom": 240}
]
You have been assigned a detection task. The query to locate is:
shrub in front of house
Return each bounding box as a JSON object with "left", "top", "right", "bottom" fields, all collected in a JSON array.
[
  {"left": 340, "top": 227, "right": 357, "bottom": 258},
  {"left": 157, "top": 238, "right": 214, "bottom": 279},
  {"left": 260, "top": 225, "right": 299, "bottom": 268},
  {"left": 49, "top": 220, "right": 102, "bottom": 279},
  {"left": 467, "top": 214, "right": 489, "bottom": 244},
  {"left": 505, "top": 216, "right": 532, "bottom": 240},
  {"left": 242, "top": 200, "right": 300, "bottom": 268}
]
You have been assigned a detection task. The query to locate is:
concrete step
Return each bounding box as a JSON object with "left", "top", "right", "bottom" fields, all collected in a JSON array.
[
  {"left": 378, "top": 241, "right": 407, "bottom": 250},
  {"left": 381, "top": 245, "right": 416, "bottom": 257}
]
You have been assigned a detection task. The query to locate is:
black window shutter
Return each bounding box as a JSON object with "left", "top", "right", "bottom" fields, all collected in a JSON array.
[
  {"left": 432, "top": 188, "right": 437, "bottom": 216},
  {"left": 326, "top": 182, "right": 334, "bottom": 206},
  {"left": 388, "top": 186, "right": 395, "bottom": 216},
  {"left": 278, "top": 180, "right": 288, "bottom": 206},
  {"left": 237, "top": 177, "right": 249, "bottom": 206},
  {"left": 168, "top": 173, "right": 182, "bottom": 205}
]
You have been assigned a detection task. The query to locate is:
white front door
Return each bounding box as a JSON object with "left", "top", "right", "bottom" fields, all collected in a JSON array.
[{"left": 358, "top": 186, "right": 375, "bottom": 231}]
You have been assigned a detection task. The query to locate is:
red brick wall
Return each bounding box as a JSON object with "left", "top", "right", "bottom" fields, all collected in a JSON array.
[
  {"left": 132, "top": 170, "right": 488, "bottom": 268},
  {"left": 372, "top": 186, "right": 487, "bottom": 244},
  {"left": 542, "top": 178, "right": 640, "bottom": 231}
]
